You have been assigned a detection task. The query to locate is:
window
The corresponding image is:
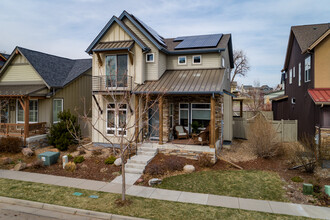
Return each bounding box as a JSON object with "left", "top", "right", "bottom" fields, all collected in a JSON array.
[
  {"left": 106, "top": 103, "right": 127, "bottom": 136},
  {"left": 192, "top": 55, "right": 201, "bottom": 64},
  {"left": 17, "top": 100, "right": 38, "bottom": 123},
  {"left": 169, "top": 104, "right": 174, "bottom": 129},
  {"left": 105, "top": 54, "right": 128, "bottom": 87},
  {"left": 298, "top": 63, "right": 301, "bottom": 86},
  {"left": 293, "top": 66, "right": 295, "bottom": 78},
  {"left": 221, "top": 57, "right": 225, "bottom": 68},
  {"left": 146, "top": 53, "right": 154, "bottom": 62},
  {"left": 291, "top": 97, "right": 296, "bottom": 104},
  {"left": 191, "top": 103, "right": 211, "bottom": 128},
  {"left": 285, "top": 71, "right": 287, "bottom": 79},
  {"left": 305, "top": 56, "right": 311, "bottom": 82},
  {"left": 53, "top": 99, "right": 63, "bottom": 123},
  {"left": 179, "top": 103, "right": 189, "bottom": 130},
  {"left": 289, "top": 69, "right": 292, "bottom": 84},
  {"left": 178, "top": 56, "right": 186, "bottom": 65}
]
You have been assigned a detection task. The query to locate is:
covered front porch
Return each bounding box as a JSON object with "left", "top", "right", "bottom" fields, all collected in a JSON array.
[{"left": 0, "top": 85, "right": 48, "bottom": 144}]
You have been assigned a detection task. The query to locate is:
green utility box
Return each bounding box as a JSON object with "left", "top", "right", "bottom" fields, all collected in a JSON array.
[
  {"left": 303, "top": 183, "right": 313, "bottom": 195},
  {"left": 325, "top": 185, "right": 330, "bottom": 196},
  {"left": 38, "top": 151, "right": 60, "bottom": 166}
]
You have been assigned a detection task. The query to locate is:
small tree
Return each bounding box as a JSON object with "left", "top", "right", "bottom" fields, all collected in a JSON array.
[
  {"left": 48, "top": 110, "right": 81, "bottom": 151},
  {"left": 231, "top": 49, "right": 250, "bottom": 83}
]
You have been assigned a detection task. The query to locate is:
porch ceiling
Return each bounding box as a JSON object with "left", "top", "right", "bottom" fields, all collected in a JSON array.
[
  {"left": 133, "top": 68, "right": 225, "bottom": 95},
  {"left": 0, "top": 85, "right": 47, "bottom": 96}
]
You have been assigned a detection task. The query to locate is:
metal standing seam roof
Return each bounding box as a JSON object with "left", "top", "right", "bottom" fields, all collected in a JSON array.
[
  {"left": 0, "top": 85, "right": 47, "bottom": 96},
  {"left": 308, "top": 88, "right": 330, "bottom": 104},
  {"left": 133, "top": 69, "right": 225, "bottom": 94},
  {"left": 93, "top": 40, "right": 134, "bottom": 52}
]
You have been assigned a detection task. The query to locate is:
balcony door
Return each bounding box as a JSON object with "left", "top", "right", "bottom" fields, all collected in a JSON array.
[{"left": 105, "top": 54, "right": 128, "bottom": 88}]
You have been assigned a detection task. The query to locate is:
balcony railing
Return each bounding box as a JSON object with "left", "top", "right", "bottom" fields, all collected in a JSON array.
[
  {"left": 92, "top": 75, "right": 133, "bottom": 92},
  {"left": 0, "top": 122, "right": 47, "bottom": 138}
]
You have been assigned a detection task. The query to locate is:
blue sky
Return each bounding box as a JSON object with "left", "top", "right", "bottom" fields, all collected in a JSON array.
[{"left": 0, "top": 0, "right": 329, "bottom": 87}]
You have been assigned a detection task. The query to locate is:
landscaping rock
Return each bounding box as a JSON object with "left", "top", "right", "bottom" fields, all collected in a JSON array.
[
  {"left": 136, "top": 178, "right": 144, "bottom": 184},
  {"left": 148, "top": 178, "right": 162, "bottom": 186},
  {"left": 81, "top": 164, "right": 88, "bottom": 169},
  {"left": 14, "top": 163, "right": 27, "bottom": 171},
  {"left": 100, "top": 167, "right": 108, "bottom": 173},
  {"left": 1, "top": 157, "right": 12, "bottom": 165},
  {"left": 112, "top": 172, "right": 120, "bottom": 176},
  {"left": 183, "top": 165, "right": 195, "bottom": 173},
  {"left": 22, "top": 148, "right": 34, "bottom": 157},
  {"left": 114, "top": 158, "right": 122, "bottom": 166}
]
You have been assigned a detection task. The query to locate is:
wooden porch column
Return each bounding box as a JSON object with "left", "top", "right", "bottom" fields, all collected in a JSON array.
[
  {"left": 240, "top": 100, "right": 243, "bottom": 118},
  {"left": 24, "top": 96, "right": 29, "bottom": 145},
  {"left": 159, "top": 96, "right": 163, "bottom": 145},
  {"left": 210, "top": 96, "right": 215, "bottom": 148},
  {"left": 134, "top": 94, "right": 139, "bottom": 142}
]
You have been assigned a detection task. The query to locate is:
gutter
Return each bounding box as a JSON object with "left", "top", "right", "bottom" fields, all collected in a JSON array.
[
  {"left": 160, "top": 47, "right": 225, "bottom": 55},
  {"left": 132, "top": 90, "right": 224, "bottom": 95}
]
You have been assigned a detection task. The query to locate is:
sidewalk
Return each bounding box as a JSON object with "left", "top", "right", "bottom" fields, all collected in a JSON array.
[{"left": 1, "top": 169, "right": 330, "bottom": 219}]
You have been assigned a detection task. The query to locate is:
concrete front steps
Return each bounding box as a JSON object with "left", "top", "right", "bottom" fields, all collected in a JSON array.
[{"left": 111, "top": 144, "right": 158, "bottom": 185}]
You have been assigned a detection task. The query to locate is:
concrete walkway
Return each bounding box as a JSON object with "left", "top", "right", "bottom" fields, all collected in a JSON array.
[{"left": 1, "top": 169, "right": 330, "bottom": 219}]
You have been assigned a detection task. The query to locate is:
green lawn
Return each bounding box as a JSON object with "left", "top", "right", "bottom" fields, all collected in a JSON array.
[
  {"left": 157, "top": 170, "right": 287, "bottom": 202},
  {"left": 0, "top": 178, "right": 306, "bottom": 220}
]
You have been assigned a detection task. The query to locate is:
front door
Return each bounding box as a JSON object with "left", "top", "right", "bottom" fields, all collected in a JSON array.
[{"left": 148, "top": 104, "right": 159, "bottom": 140}]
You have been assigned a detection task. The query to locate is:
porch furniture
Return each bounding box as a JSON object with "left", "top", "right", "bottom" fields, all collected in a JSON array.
[
  {"left": 175, "top": 125, "right": 189, "bottom": 139},
  {"left": 192, "top": 125, "right": 210, "bottom": 146}
]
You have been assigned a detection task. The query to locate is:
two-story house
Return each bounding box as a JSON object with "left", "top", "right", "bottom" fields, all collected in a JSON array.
[
  {"left": 272, "top": 23, "right": 330, "bottom": 138},
  {"left": 86, "top": 11, "right": 234, "bottom": 159}
]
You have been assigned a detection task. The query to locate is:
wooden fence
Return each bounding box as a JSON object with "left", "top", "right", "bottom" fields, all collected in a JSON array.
[{"left": 233, "top": 118, "right": 298, "bottom": 142}]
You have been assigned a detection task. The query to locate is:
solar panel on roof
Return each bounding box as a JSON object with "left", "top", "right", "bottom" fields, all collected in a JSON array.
[
  {"left": 133, "top": 16, "right": 166, "bottom": 47},
  {"left": 174, "top": 34, "right": 222, "bottom": 50}
]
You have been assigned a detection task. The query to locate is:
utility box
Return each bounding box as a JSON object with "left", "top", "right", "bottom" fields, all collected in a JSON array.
[{"left": 38, "top": 151, "right": 60, "bottom": 166}]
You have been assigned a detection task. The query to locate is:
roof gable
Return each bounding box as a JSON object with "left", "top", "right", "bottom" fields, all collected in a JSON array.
[{"left": 85, "top": 16, "right": 149, "bottom": 54}]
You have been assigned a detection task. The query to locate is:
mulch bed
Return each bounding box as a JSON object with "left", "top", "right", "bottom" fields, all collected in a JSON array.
[{"left": 26, "top": 156, "right": 121, "bottom": 182}]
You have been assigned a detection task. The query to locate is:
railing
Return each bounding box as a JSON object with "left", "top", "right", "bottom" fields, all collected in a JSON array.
[
  {"left": 92, "top": 75, "right": 133, "bottom": 92},
  {"left": 0, "top": 122, "right": 47, "bottom": 138}
]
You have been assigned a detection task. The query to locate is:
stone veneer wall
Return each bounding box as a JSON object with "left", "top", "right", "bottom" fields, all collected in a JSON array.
[
  {"left": 317, "top": 127, "right": 330, "bottom": 160},
  {"left": 26, "top": 134, "right": 49, "bottom": 149},
  {"left": 158, "top": 148, "right": 216, "bottom": 163}
]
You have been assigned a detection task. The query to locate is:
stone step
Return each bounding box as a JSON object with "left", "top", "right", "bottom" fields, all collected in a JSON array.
[
  {"left": 125, "top": 163, "right": 146, "bottom": 169},
  {"left": 125, "top": 167, "right": 144, "bottom": 174},
  {"left": 137, "top": 150, "right": 157, "bottom": 156},
  {"left": 138, "top": 147, "right": 158, "bottom": 152},
  {"left": 128, "top": 155, "right": 154, "bottom": 164}
]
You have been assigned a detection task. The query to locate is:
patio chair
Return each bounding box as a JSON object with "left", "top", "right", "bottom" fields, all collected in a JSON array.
[
  {"left": 174, "top": 125, "right": 189, "bottom": 139},
  {"left": 192, "top": 125, "right": 210, "bottom": 146}
]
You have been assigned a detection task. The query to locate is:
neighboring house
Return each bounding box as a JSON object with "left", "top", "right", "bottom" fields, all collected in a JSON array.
[
  {"left": 272, "top": 23, "right": 330, "bottom": 138},
  {"left": 0, "top": 53, "right": 9, "bottom": 70},
  {"left": 86, "top": 10, "right": 234, "bottom": 156},
  {"left": 0, "top": 47, "right": 92, "bottom": 144}
]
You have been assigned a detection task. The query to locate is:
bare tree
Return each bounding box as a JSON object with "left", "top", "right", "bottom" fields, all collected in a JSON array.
[
  {"left": 71, "top": 74, "right": 165, "bottom": 202},
  {"left": 231, "top": 49, "right": 250, "bottom": 83},
  {"left": 245, "top": 88, "right": 265, "bottom": 114}
]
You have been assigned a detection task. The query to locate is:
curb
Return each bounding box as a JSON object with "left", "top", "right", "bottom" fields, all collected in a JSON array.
[{"left": 0, "top": 196, "right": 146, "bottom": 220}]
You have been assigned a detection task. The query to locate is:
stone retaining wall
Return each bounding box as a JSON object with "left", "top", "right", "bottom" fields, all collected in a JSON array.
[
  {"left": 26, "top": 135, "right": 49, "bottom": 149},
  {"left": 158, "top": 148, "right": 216, "bottom": 163}
]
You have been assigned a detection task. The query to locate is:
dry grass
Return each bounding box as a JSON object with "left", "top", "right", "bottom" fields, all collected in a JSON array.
[
  {"left": 221, "top": 140, "right": 257, "bottom": 162},
  {"left": 248, "top": 115, "right": 281, "bottom": 159}
]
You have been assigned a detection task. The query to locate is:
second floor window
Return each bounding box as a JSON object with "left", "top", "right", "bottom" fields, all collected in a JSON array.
[
  {"left": 192, "top": 55, "right": 201, "bottom": 64},
  {"left": 305, "top": 56, "right": 311, "bottom": 82},
  {"left": 146, "top": 53, "right": 154, "bottom": 62},
  {"left": 178, "top": 56, "right": 186, "bottom": 65},
  {"left": 298, "top": 62, "right": 301, "bottom": 86},
  {"left": 105, "top": 54, "right": 128, "bottom": 87},
  {"left": 289, "top": 69, "right": 292, "bottom": 84}
]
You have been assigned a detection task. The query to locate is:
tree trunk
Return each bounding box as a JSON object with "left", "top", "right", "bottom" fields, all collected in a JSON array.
[{"left": 120, "top": 141, "right": 126, "bottom": 201}]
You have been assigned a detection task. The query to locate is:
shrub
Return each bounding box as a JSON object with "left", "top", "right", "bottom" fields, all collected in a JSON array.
[
  {"left": 73, "top": 156, "right": 85, "bottom": 163},
  {"left": 248, "top": 114, "right": 280, "bottom": 158},
  {"left": 145, "top": 164, "right": 166, "bottom": 176},
  {"left": 293, "top": 135, "right": 317, "bottom": 173},
  {"left": 65, "top": 162, "right": 76, "bottom": 172},
  {"left": 0, "top": 137, "right": 23, "bottom": 153},
  {"left": 48, "top": 110, "right": 81, "bottom": 151},
  {"left": 291, "top": 176, "right": 304, "bottom": 183},
  {"left": 67, "top": 154, "right": 73, "bottom": 160},
  {"left": 105, "top": 155, "right": 116, "bottom": 165},
  {"left": 67, "top": 145, "right": 78, "bottom": 153},
  {"left": 79, "top": 149, "right": 86, "bottom": 155},
  {"left": 166, "top": 157, "right": 185, "bottom": 171},
  {"left": 198, "top": 153, "right": 213, "bottom": 167}
]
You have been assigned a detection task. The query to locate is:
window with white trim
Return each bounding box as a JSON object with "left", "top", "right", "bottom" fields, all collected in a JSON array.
[
  {"left": 53, "top": 99, "right": 63, "bottom": 123},
  {"left": 192, "top": 55, "right": 201, "bottom": 64},
  {"left": 291, "top": 97, "right": 296, "bottom": 104},
  {"left": 289, "top": 69, "right": 292, "bottom": 84},
  {"left": 105, "top": 54, "right": 128, "bottom": 87},
  {"left": 293, "top": 66, "right": 295, "bottom": 78},
  {"left": 17, "top": 99, "right": 38, "bottom": 123},
  {"left": 221, "top": 57, "right": 225, "bottom": 68},
  {"left": 106, "top": 103, "right": 127, "bottom": 136},
  {"left": 179, "top": 103, "right": 189, "bottom": 130},
  {"left": 191, "top": 103, "right": 211, "bottom": 128},
  {"left": 178, "top": 56, "right": 186, "bottom": 65},
  {"left": 305, "top": 56, "right": 311, "bottom": 82},
  {"left": 146, "top": 53, "right": 154, "bottom": 62},
  {"left": 298, "top": 62, "right": 301, "bottom": 86}
]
